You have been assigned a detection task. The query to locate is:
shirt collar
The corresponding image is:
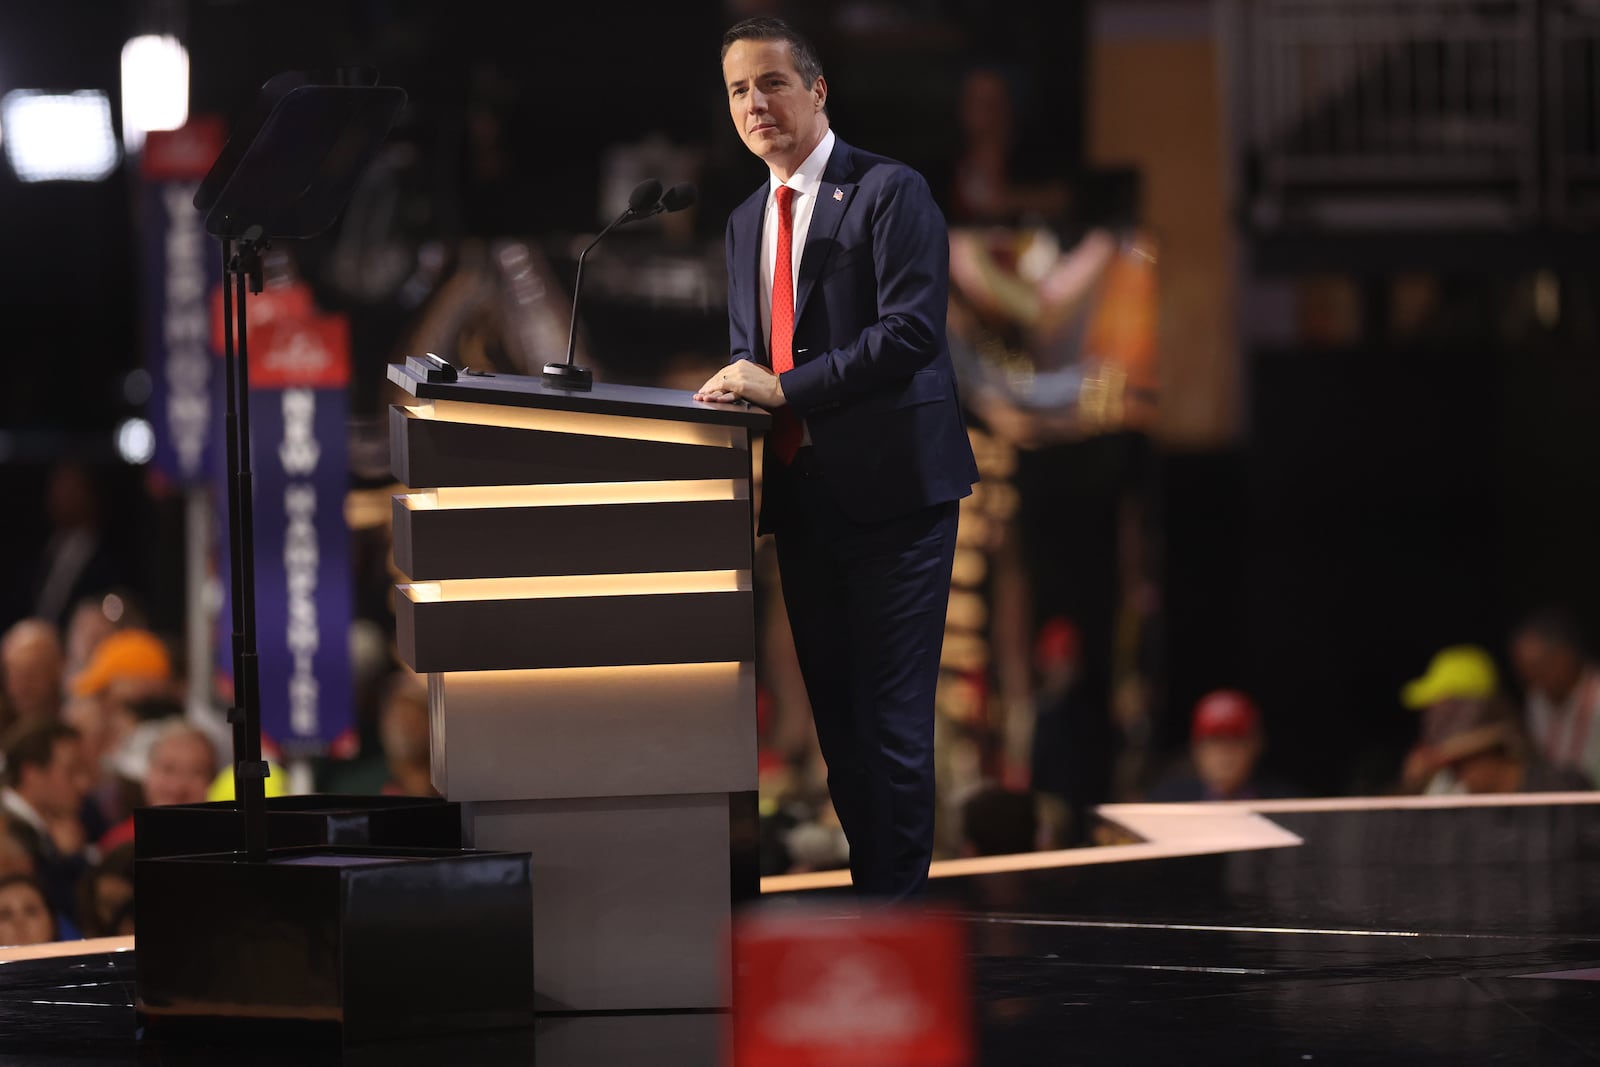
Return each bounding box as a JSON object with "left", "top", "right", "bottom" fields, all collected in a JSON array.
[
  {"left": 769, "top": 128, "right": 836, "bottom": 199},
  {"left": 1, "top": 788, "right": 45, "bottom": 835}
]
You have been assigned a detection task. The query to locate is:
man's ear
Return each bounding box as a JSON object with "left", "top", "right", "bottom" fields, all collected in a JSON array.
[{"left": 813, "top": 75, "right": 828, "bottom": 112}]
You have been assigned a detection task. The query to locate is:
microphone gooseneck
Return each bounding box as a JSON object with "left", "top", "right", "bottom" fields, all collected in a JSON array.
[{"left": 546, "top": 178, "right": 691, "bottom": 390}]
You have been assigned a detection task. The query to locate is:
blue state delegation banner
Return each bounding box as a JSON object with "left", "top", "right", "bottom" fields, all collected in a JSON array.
[{"left": 211, "top": 284, "right": 353, "bottom": 759}]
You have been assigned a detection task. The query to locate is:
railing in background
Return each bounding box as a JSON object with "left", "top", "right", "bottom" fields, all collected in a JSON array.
[
  {"left": 1230, "top": 0, "right": 1600, "bottom": 228},
  {"left": 1546, "top": 0, "right": 1600, "bottom": 222}
]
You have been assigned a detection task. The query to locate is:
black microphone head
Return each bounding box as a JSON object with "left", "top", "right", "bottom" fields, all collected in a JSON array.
[
  {"left": 627, "top": 178, "right": 664, "bottom": 214},
  {"left": 661, "top": 183, "right": 698, "bottom": 213}
]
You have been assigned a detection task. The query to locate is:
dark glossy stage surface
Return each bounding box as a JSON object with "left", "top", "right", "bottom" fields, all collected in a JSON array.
[{"left": 5, "top": 798, "right": 1599, "bottom": 1065}]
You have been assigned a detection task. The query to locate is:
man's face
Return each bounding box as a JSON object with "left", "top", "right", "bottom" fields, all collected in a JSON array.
[
  {"left": 24, "top": 738, "right": 90, "bottom": 819},
  {"left": 0, "top": 881, "right": 53, "bottom": 946},
  {"left": 722, "top": 38, "right": 826, "bottom": 174},
  {"left": 2, "top": 633, "right": 62, "bottom": 721},
  {"left": 1193, "top": 735, "right": 1261, "bottom": 799},
  {"left": 1512, "top": 634, "right": 1583, "bottom": 702},
  {"left": 144, "top": 733, "right": 215, "bottom": 808}
]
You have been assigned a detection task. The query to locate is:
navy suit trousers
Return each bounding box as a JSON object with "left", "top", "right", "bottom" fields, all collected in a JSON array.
[{"left": 773, "top": 452, "right": 959, "bottom": 899}]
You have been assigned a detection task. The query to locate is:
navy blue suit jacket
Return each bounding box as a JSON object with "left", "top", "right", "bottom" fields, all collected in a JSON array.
[{"left": 726, "top": 137, "right": 979, "bottom": 533}]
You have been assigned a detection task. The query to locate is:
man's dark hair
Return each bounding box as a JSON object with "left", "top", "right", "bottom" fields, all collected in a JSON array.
[
  {"left": 3, "top": 721, "right": 78, "bottom": 790},
  {"left": 721, "top": 16, "right": 826, "bottom": 92},
  {"left": 1515, "top": 606, "right": 1590, "bottom": 656},
  {"left": 0, "top": 874, "right": 56, "bottom": 940},
  {"left": 960, "top": 786, "right": 1038, "bottom": 857}
]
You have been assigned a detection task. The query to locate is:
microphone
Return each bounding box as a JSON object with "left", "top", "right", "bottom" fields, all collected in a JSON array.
[
  {"left": 544, "top": 178, "right": 666, "bottom": 390},
  {"left": 650, "top": 182, "right": 698, "bottom": 216}
]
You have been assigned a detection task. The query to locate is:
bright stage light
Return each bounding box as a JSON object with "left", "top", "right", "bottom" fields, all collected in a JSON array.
[
  {"left": 116, "top": 417, "right": 156, "bottom": 465},
  {"left": 1, "top": 91, "right": 119, "bottom": 182},
  {"left": 120, "top": 34, "right": 189, "bottom": 153}
]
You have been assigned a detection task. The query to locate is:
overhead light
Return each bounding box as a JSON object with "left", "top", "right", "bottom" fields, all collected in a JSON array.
[
  {"left": 1, "top": 90, "right": 119, "bottom": 182},
  {"left": 120, "top": 34, "right": 189, "bottom": 153}
]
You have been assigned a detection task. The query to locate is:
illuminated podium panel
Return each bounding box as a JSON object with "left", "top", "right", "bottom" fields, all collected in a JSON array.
[{"left": 387, "top": 358, "right": 767, "bottom": 1013}]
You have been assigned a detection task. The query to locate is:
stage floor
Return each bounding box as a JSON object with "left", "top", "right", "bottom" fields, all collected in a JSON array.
[{"left": 4, "top": 795, "right": 1599, "bottom": 1065}]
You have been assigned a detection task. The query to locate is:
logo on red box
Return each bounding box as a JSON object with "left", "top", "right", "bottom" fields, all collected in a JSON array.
[{"left": 730, "top": 908, "right": 973, "bottom": 1067}]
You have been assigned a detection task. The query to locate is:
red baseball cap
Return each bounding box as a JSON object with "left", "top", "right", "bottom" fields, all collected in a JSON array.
[
  {"left": 1033, "top": 617, "right": 1081, "bottom": 673},
  {"left": 1191, "top": 689, "right": 1261, "bottom": 741}
]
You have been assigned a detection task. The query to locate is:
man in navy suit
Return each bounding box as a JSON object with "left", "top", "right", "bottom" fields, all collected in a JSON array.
[{"left": 696, "top": 17, "right": 979, "bottom": 898}]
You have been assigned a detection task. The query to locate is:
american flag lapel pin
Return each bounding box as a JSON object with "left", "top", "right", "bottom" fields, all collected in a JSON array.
[{"left": 833, "top": 187, "right": 844, "bottom": 201}]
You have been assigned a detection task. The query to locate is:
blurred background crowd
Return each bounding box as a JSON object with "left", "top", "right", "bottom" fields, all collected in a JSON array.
[{"left": 0, "top": 0, "right": 1598, "bottom": 944}]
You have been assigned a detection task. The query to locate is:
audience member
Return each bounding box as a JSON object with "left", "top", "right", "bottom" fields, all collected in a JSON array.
[
  {"left": 1510, "top": 608, "right": 1600, "bottom": 786},
  {"left": 959, "top": 785, "right": 1040, "bottom": 856},
  {"left": 0, "top": 826, "right": 36, "bottom": 881},
  {"left": 1146, "top": 690, "right": 1298, "bottom": 802},
  {"left": 377, "top": 671, "right": 437, "bottom": 797},
  {"left": 0, "top": 875, "right": 57, "bottom": 947},
  {"left": 1398, "top": 645, "right": 1512, "bottom": 794},
  {"left": 781, "top": 802, "right": 850, "bottom": 875},
  {"left": 62, "top": 596, "right": 120, "bottom": 684},
  {"left": 946, "top": 66, "right": 1069, "bottom": 225},
  {"left": 75, "top": 844, "right": 134, "bottom": 939},
  {"left": 69, "top": 628, "right": 173, "bottom": 713},
  {"left": 0, "top": 619, "right": 64, "bottom": 731},
  {"left": 65, "top": 629, "right": 175, "bottom": 829},
  {"left": 99, "top": 721, "right": 218, "bottom": 853},
  {"left": 1028, "top": 617, "right": 1111, "bottom": 846},
  {"left": 0, "top": 721, "right": 92, "bottom": 920},
  {"left": 30, "top": 462, "right": 118, "bottom": 632},
  {"left": 1429, "top": 721, "right": 1592, "bottom": 795}
]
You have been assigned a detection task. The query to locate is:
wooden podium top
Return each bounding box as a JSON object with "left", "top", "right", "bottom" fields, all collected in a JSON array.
[{"left": 388, "top": 358, "right": 771, "bottom": 429}]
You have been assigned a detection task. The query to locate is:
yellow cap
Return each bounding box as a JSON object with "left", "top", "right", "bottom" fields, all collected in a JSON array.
[
  {"left": 1401, "top": 645, "right": 1498, "bottom": 709},
  {"left": 206, "top": 763, "right": 291, "bottom": 801}
]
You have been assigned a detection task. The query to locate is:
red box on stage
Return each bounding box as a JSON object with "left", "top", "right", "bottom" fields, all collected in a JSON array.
[{"left": 730, "top": 907, "right": 974, "bottom": 1067}]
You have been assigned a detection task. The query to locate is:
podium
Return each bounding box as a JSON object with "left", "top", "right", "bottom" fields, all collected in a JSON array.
[{"left": 386, "top": 357, "right": 769, "bottom": 1012}]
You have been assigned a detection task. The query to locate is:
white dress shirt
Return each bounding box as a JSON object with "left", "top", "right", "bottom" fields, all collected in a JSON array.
[
  {"left": 759, "top": 127, "right": 837, "bottom": 356},
  {"left": 759, "top": 128, "right": 836, "bottom": 445},
  {"left": 1529, "top": 666, "right": 1600, "bottom": 784}
]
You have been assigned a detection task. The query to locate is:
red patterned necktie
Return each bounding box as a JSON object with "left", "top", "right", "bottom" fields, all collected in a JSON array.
[{"left": 768, "top": 185, "right": 803, "bottom": 464}]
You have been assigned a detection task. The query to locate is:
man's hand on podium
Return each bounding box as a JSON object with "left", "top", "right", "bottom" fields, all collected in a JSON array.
[{"left": 695, "top": 360, "right": 786, "bottom": 410}]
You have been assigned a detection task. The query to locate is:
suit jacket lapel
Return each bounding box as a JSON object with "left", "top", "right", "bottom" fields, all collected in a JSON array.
[
  {"left": 794, "top": 141, "right": 856, "bottom": 330},
  {"left": 732, "top": 190, "right": 769, "bottom": 366}
]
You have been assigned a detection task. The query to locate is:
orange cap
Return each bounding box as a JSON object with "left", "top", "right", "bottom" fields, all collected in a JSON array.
[{"left": 70, "top": 629, "right": 172, "bottom": 697}]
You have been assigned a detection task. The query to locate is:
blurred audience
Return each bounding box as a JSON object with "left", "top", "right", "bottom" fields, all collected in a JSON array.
[
  {"left": 98, "top": 720, "right": 218, "bottom": 853},
  {"left": 29, "top": 462, "right": 118, "bottom": 632},
  {"left": 947, "top": 66, "right": 1068, "bottom": 225},
  {"left": 780, "top": 803, "right": 850, "bottom": 875},
  {"left": 75, "top": 844, "right": 134, "bottom": 939},
  {"left": 63, "top": 628, "right": 176, "bottom": 829},
  {"left": 0, "top": 875, "right": 58, "bottom": 947},
  {"left": 1427, "top": 721, "right": 1592, "bottom": 795},
  {"left": 0, "top": 619, "right": 64, "bottom": 730},
  {"left": 1, "top": 721, "right": 93, "bottom": 921},
  {"left": 1398, "top": 645, "right": 1514, "bottom": 794},
  {"left": 1510, "top": 608, "right": 1600, "bottom": 787},
  {"left": 0, "top": 822, "right": 37, "bottom": 881},
  {"left": 377, "top": 671, "right": 437, "bottom": 797},
  {"left": 959, "top": 785, "right": 1040, "bottom": 856},
  {"left": 62, "top": 596, "right": 121, "bottom": 684},
  {"left": 1146, "top": 690, "right": 1298, "bottom": 802},
  {"left": 1028, "top": 617, "right": 1112, "bottom": 846},
  {"left": 68, "top": 628, "right": 173, "bottom": 713}
]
